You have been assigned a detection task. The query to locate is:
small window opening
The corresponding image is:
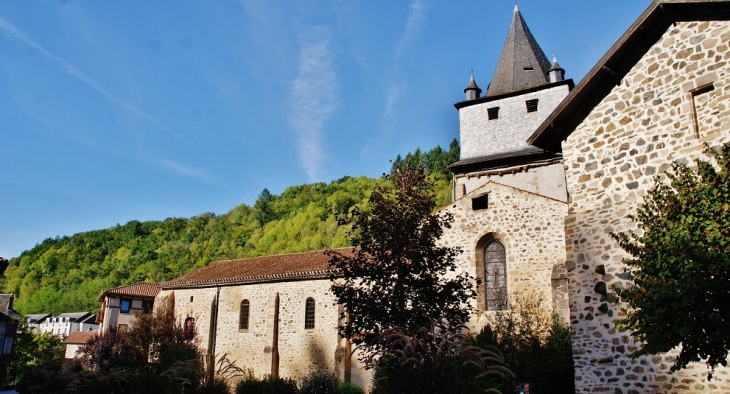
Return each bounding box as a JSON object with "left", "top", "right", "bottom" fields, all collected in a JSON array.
[
  {"left": 239, "top": 300, "right": 250, "bottom": 330},
  {"left": 472, "top": 193, "right": 489, "bottom": 210},
  {"left": 526, "top": 99, "right": 539, "bottom": 113},
  {"left": 690, "top": 83, "right": 716, "bottom": 137},
  {"left": 522, "top": 63, "right": 533, "bottom": 70},
  {"left": 487, "top": 107, "right": 500, "bottom": 120},
  {"left": 120, "top": 299, "right": 131, "bottom": 313},
  {"left": 190, "top": 296, "right": 194, "bottom": 303},
  {"left": 184, "top": 317, "right": 195, "bottom": 341},
  {"left": 305, "top": 298, "right": 315, "bottom": 330}
]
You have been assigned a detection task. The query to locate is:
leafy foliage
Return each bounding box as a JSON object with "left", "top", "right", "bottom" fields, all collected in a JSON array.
[
  {"left": 299, "top": 371, "right": 340, "bottom": 394},
  {"left": 7, "top": 322, "right": 65, "bottom": 388},
  {"left": 611, "top": 143, "right": 730, "bottom": 377},
  {"left": 78, "top": 326, "right": 143, "bottom": 370},
  {"left": 234, "top": 374, "right": 298, "bottom": 394},
  {"left": 369, "top": 322, "right": 512, "bottom": 394},
  {"left": 482, "top": 292, "right": 574, "bottom": 394},
  {"left": 328, "top": 164, "right": 475, "bottom": 343}
]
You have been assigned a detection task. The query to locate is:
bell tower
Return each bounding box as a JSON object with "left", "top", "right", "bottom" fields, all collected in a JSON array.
[{"left": 450, "top": 5, "right": 574, "bottom": 202}]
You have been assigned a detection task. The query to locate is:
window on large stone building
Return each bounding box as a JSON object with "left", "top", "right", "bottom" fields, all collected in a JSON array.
[
  {"left": 487, "top": 107, "right": 500, "bottom": 120},
  {"left": 239, "top": 299, "right": 250, "bottom": 330},
  {"left": 485, "top": 241, "right": 507, "bottom": 310},
  {"left": 184, "top": 317, "right": 195, "bottom": 341},
  {"left": 305, "top": 297, "right": 315, "bottom": 330}
]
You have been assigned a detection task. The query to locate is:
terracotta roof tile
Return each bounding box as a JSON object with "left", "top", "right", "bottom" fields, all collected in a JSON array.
[
  {"left": 98, "top": 282, "right": 161, "bottom": 301},
  {"left": 161, "top": 247, "right": 355, "bottom": 289},
  {"left": 65, "top": 331, "right": 97, "bottom": 345}
]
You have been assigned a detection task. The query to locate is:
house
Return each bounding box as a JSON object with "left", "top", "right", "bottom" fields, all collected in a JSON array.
[
  {"left": 24, "top": 313, "right": 51, "bottom": 333},
  {"left": 528, "top": 0, "right": 730, "bottom": 392},
  {"left": 64, "top": 331, "right": 96, "bottom": 359},
  {"left": 39, "top": 312, "right": 98, "bottom": 337},
  {"left": 0, "top": 295, "right": 21, "bottom": 383},
  {"left": 97, "top": 282, "right": 160, "bottom": 333}
]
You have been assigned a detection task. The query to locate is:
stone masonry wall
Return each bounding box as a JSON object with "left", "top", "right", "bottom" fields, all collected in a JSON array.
[
  {"left": 459, "top": 84, "right": 570, "bottom": 160},
  {"left": 439, "top": 180, "right": 569, "bottom": 329},
  {"left": 563, "top": 20, "right": 730, "bottom": 393},
  {"left": 158, "top": 281, "right": 371, "bottom": 390}
]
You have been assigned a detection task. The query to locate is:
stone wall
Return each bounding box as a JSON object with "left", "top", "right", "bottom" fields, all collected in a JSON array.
[
  {"left": 157, "top": 281, "right": 371, "bottom": 389},
  {"left": 563, "top": 20, "right": 730, "bottom": 393},
  {"left": 459, "top": 83, "right": 570, "bottom": 160},
  {"left": 440, "top": 180, "right": 569, "bottom": 329}
]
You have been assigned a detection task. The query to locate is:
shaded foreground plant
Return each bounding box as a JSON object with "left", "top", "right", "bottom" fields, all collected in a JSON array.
[
  {"left": 328, "top": 163, "right": 475, "bottom": 346},
  {"left": 484, "top": 292, "right": 574, "bottom": 394},
  {"left": 368, "top": 321, "right": 513, "bottom": 394}
]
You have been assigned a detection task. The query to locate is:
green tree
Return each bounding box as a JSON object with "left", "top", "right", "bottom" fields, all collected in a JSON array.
[
  {"left": 328, "top": 163, "right": 476, "bottom": 344},
  {"left": 7, "top": 322, "right": 65, "bottom": 388},
  {"left": 611, "top": 143, "right": 730, "bottom": 377}
]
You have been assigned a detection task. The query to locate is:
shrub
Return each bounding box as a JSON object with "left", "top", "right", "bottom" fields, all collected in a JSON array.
[
  {"left": 337, "top": 382, "right": 364, "bottom": 394},
  {"left": 369, "top": 321, "right": 512, "bottom": 394},
  {"left": 483, "top": 292, "right": 574, "bottom": 394},
  {"left": 234, "top": 375, "right": 298, "bottom": 394},
  {"left": 299, "top": 371, "right": 339, "bottom": 394}
]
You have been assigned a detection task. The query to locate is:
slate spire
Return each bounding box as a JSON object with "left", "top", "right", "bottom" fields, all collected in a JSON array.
[
  {"left": 549, "top": 54, "right": 565, "bottom": 83},
  {"left": 486, "top": 5, "right": 552, "bottom": 97},
  {"left": 464, "top": 72, "right": 482, "bottom": 101}
]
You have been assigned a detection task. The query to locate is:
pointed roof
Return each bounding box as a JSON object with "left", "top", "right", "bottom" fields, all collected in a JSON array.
[
  {"left": 464, "top": 72, "right": 480, "bottom": 92},
  {"left": 486, "top": 5, "right": 552, "bottom": 97},
  {"left": 549, "top": 55, "right": 564, "bottom": 72}
]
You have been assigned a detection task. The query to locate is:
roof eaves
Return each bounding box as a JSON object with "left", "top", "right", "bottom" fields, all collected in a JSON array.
[
  {"left": 528, "top": 0, "right": 730, "bottom": 150},
  {"left": 455, "top": 80, "right": 573, "bottom": 110},
  {"left": 159, "top": 269, "right": 341, "bottom": 290}
]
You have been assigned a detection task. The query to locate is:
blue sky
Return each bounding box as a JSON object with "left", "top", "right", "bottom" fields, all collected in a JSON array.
[{"left": 0, "top": 1, "right": 651, "bottom": 258}]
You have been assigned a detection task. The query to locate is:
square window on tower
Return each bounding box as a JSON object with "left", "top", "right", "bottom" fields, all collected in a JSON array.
[
  {"left": 526, "top": 99, "right": 539, "bottom": 113},
  {"left": 487, "top": 107, "right": 500, "bottom": 120}
]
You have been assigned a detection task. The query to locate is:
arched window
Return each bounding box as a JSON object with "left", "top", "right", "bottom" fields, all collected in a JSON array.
[
  {"left": 184, "top": 317, "right": 195, "bottom": 341},
  {"left": 239, "top": 300, "right": 250, "bottom": 330},
  {"left": 304, "top": 297, "right": 315, "bottom": 329},
  {"left": 485, "top": 241, "right": 507, "bottom": 310}
]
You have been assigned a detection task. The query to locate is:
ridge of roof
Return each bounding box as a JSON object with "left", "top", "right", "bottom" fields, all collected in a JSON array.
[
  {"left": 161, "top": 247, "right": 355, "bottom": 289},
  {"left": 528, "top": 0, "right": 730, "bottom": 150},
  {"left": 98, "top": 282, "right": 161, "bottom": 301},
  {"left": 486, "top": 5, "right": 552, "bottom": 97}
]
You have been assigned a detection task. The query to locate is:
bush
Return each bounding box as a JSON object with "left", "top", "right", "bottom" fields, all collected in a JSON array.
[
  {"left": 234, "top": 375, "right": 298, "bottom": 394},
  {"left": 369, "top": 322, "right": 512, "bottom": 394},
  {"left": 484, "top": 292, "right": 574, "bottom": 394},
  {"left": 299, "top": 371, "right": 339, "bottom": 394},
  {"left": 337, "top": 382, "right": 364, "bottom": 394}
]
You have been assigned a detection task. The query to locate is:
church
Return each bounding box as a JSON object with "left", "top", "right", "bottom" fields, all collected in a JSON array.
[{"left": 157, "top": 1, "right": 730, "bottom": 392}]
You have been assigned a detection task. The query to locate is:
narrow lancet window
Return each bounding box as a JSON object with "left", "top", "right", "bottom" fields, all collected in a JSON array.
[
  {"left": 239, "top": 300, "right": 250, "bottom": 330},
  {"left": 485, "top": 241, "right": 507, "bottom": 310},
  {"left": 305, "top": 297, "right": 315, "bottom": 329}
]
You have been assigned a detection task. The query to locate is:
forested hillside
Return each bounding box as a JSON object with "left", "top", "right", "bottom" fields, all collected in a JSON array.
[{"left": 2, "top": 140, "right": 459, "bottom": 315}]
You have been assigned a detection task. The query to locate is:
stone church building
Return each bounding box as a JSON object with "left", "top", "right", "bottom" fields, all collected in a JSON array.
[{"left": 157, "top": 1, "right": 730, "bottom": 392}]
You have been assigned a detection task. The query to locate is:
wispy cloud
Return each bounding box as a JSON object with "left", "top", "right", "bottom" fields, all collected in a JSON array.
[
  {"left": 289, "top": 26, "right": 340, "bottom": 181},
  {"left": 146, "top": 157, "right": 222, "bottom": 187},
  {"left": 384, "top": 0, "right": 427, "bottom": 116},
  {"left": 0, "top": 16, "right": 195, "bottom": 147}
]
